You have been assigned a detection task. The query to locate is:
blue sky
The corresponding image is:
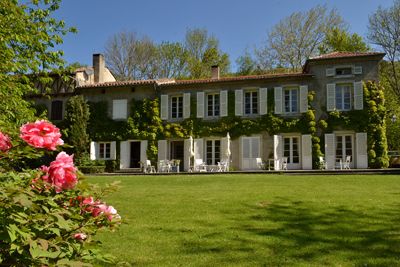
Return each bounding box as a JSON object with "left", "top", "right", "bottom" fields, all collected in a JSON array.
[{"left": 54, "top": 0, "right": 394, "bottom": 71}]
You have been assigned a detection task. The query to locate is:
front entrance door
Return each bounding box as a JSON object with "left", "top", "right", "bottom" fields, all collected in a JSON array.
[
  {"left": 170, "top": 141, "right": 184, "bottom": 171},
  {"left": 130, "top": 141, "right": 141, "bottom": 168}
]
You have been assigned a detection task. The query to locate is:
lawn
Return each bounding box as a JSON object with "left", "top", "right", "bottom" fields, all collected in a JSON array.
[{"left": 90, "top": 174, "right": 400, "bottom": 266}]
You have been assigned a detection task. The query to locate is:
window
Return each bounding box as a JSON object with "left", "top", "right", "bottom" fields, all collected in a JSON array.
[
  {"left": 336, "top": 135, "right": 353, "bottom": 160},
  {"left": 335, "top": 84, "right": 352, "bottom": 111},
  {"left": 112, "top": 99, "right": 127, "bottom": 119},
  {"left": 284, "top": 88, "right": 298, "bottom": 113},
  {"left": 207, "top": 93, "right": 220, "bottom": 117},
  {"left": 99, "top": 142, "right": 111, "bottom": 159},
  {"left": 336, "top": 67, "right": 352, "bottom": 76},
  {"left": 51, "top": 100, "right": 63, "bottom": 120},
  {"left": 244, "top": 91, "right": 258, "bottom": 115},
  {"left": 284, "top": 137, "right": 300, "bottom": 164},
  {"left": 206, "top": 140, "right": 220, "bottom": 165},
  {"left": 171, "top": 96, "right": 183, "bottom": 119}
]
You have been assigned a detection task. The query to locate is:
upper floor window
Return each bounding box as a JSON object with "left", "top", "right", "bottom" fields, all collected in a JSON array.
[
  {"left": 51, "top": 100, "right": 63, "bottom": 120},
  {"left": 207, "top": 93, "right": 220, "bottom": 117},
  {"left": 284, "top": 88, "right": 298, "bottom": 114},
  {"left": 99, "top": 142, "right": 111, "bottom": 159},
  {"left": 336, "top": 67, "right": 352, "bottom": 76},
  {"left": 171, "top": 96, "right": 183, "bottom": 119},
  {"left": 335, "top": 83, "right": 352, "bottom": 111},
  {"left": 112, "top": 99, "right": 127, "bottom": 120},
  {"left": 244, "top": 91, "right": 258, "bottom": 115}
]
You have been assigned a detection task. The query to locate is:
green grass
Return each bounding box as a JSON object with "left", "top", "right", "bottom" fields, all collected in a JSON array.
[{"left": 90, "top": 174, "right": 400, "bottom": 266}]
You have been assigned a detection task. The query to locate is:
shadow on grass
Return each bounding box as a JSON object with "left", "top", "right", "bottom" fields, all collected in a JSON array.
[{"left": 180, "top": 199, "right": 400, "bottom": 266}]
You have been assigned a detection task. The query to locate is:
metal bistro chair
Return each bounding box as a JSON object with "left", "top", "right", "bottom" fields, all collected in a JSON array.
[
  {"left": 319, "top": 156, "right": 327, "bottom": 170},
  {"left": 217, "top": 160, "right": 228, "bottom": 172},
  {"left": 158, "top": 160, "right": 171, "bottom": 173},
  {"left": 256, "top": 158, "right": 265, "bottom": 170},
  {"left": 194, "top": 159, "right": 208, "bottom": 172},
  {"left": 343, "top": 156, "right": 351, "bottom": 170},
  {"left": 145, "top": 160, "right": 156, "bottom": 173},
  {"left": 281, "top": 157, "right": 288, "bottom": 170}
]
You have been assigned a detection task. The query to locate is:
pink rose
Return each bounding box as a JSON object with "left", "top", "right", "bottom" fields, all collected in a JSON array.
[
  {"left": 20, "top": 120, "right": 63, "bottom": 150},
  {"left": 73, "top": 233, "right": 87, "bottom": 240},
  {"left": 0, "top": 132, "right": 12, "bottom": 152},
  {"left": 46, "top": 152, "right": 77, "bottom": 192},
  {"left": 97, "top": 204, "right": 118, "bottom": 221}
]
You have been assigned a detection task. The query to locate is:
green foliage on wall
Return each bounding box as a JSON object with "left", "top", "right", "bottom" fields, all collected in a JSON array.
[
  {"left": 322, "top": 81, "right": 389, "bottom": 168},
  {"left": 64, "top": 95, "right": 90, "bottom": 164},
  {"left": 364, "top": 81, "right": 389, "bottom": 168}
]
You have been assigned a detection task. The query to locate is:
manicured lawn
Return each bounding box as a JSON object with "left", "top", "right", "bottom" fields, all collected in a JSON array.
[{"left": 90, "top": 174, "right": 400, "bottom": 266}]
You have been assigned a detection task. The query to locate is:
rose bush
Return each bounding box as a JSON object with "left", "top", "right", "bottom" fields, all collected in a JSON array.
[{"left": 0, "top": 120, "right": 121, "bottom": 266}]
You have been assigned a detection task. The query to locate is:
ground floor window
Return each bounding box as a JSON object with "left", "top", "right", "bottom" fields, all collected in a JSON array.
[
  {"left": 283, "top": 137, "right": 299, "bottom": 164},
  {"left": 206, "top": 140, "right": 220, "bottom": 165},
  {"left": 99, "top": 142, "right": 111, "bottom": 159}
]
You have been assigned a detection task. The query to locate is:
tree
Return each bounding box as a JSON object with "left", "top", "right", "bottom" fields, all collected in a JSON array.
[
  {"left": 64, "top": 95, "right": 90, "bottom": 164},
  {"left": 155, "top": 42, "right": 188, "bottom": 79},
  {"left": 184, "top": 28, "right": 230, "bottom": 78},
  {"left": 104, "top": 32, "right": 158, "bottom": 80},
  {"left": 319, "top": 27, "right": 370, "bottom": 54},
  {"left": 256, "top": 5, "right": 346, "bottom": 71},
  {"left": 368, "top": 0, "right": 400, "bottom": 98},
  {"left": 0, "top": 0, "right": 75, "bottom": 130},
  {"left": 236, "top": 50, "right": 257, "bottom": 75}
]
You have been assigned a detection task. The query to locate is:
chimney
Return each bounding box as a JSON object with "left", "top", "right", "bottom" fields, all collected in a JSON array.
[
  {"left": 93, "top": 53, "right": 105, "bottom": 83},
  {"left": 211, "top": 65, "right": 220, "bottom": 79}
]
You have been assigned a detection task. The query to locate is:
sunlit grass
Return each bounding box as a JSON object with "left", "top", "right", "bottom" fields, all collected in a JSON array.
[{"left": 90, "top": 174, "right": 400, "bottom": 266}]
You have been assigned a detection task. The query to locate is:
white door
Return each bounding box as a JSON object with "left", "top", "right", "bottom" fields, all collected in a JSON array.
[
  {"left": 283, "top": 136, "right": 301, "bottom": 169},
  {"left": 336, "top": 134, "right": 354, "bottom": 168},
  {"left": 241, "top": 136, "right": 260, "bottom": 170}
]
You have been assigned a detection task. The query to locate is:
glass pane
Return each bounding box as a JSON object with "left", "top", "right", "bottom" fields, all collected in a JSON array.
[
  {"left": 178, "top": 97, "right": 183, "bottom": 118},
  {"left": 284, "top": 138, "right": 290, "bottom": 157},
  {"left": 207, "top": 95, "right": 213, "bottom": 116},
  {"left": 105, "top": 143, "right": 111, "bottom": 158},
  {"left": 285, "top": 90, "right": 290, "bottom": 113},
  {"left": 252, "top": 92, "right": 258, "bottom": 114},
  {"left": 336, "top": 136, "right": 343, "bottom": 159},
  {"left": 99, "top": 143, "right": 104, "bottom": 158},
  {"left": 245, "top": 92, "right": 251, "bottom": 114},
  {"left": 214, "top": 95, "right": 220, "bottom": 116},
  {"left": 291, "top": 90, "right": 298, "bottom": 112}
]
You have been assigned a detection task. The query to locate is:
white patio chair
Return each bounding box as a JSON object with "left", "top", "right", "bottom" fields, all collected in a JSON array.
[
  {"left": 281, "top": 157, "right": 288, "bottom": 170},
  {"left": 217, "top": 161, "right": 228, "bottom": 172},
  {"left": 343, "top": 156, "right": 351, "bottom": 169},
  {"left": 319, "top": 156, "right": 327, "bottom": 170},
  {"left": 158, "top": 160, "right": 171, "bottom": 173},
  {"left": 145, "top": 160, "right": 156, "bottom": 173},
  {"left": 194, "top": 159, "right": 207, "bottom": 172},
  {"left": 256, "top": 158, "right": 265, "bottom": 170}
]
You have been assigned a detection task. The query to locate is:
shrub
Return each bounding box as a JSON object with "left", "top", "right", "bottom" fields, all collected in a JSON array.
[{"left": 0, "top": 120, "right": 120, "bottom": 265}]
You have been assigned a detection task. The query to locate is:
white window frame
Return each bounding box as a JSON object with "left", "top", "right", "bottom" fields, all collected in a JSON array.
[
  {"left": 170, "top": 95, "right": 183, "bottom": 119},
  {"left": 284, "top": 87, "right": 299, "bottom": 114},
  {"left": 206, "top": 93, "right": 220, "bottom": 118},
  {"left": 244, "top": 90, "right": 258, "bottom": 115},
  {"left": 205, "top": 139, "right": 221, "bottom": 165},
  {"left": 99, "top": 142, "right": 111, "bottom": 160},
  {"left": 335, "top": 83, "right": 352, "bottom": 111}
]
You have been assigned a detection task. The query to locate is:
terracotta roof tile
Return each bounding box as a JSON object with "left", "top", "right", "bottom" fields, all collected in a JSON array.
[
  {"left": 169, "top": 72, "right": 312, "bottom": 85},
  {"left": 308, "top": 51, "right": 385, "bottom": 60},
  {"left": 76, "top": 73, "right": 312, "bottom": 89}
]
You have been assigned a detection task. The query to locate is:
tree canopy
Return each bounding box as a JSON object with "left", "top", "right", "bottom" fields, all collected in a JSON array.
[{"left": 0, "top": 0, "right": 74, "bottom": 129}]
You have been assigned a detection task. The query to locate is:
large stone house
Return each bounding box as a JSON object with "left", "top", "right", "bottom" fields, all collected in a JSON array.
[{"left": 33, "top": 51, "right": 385, "bottom": 171}]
